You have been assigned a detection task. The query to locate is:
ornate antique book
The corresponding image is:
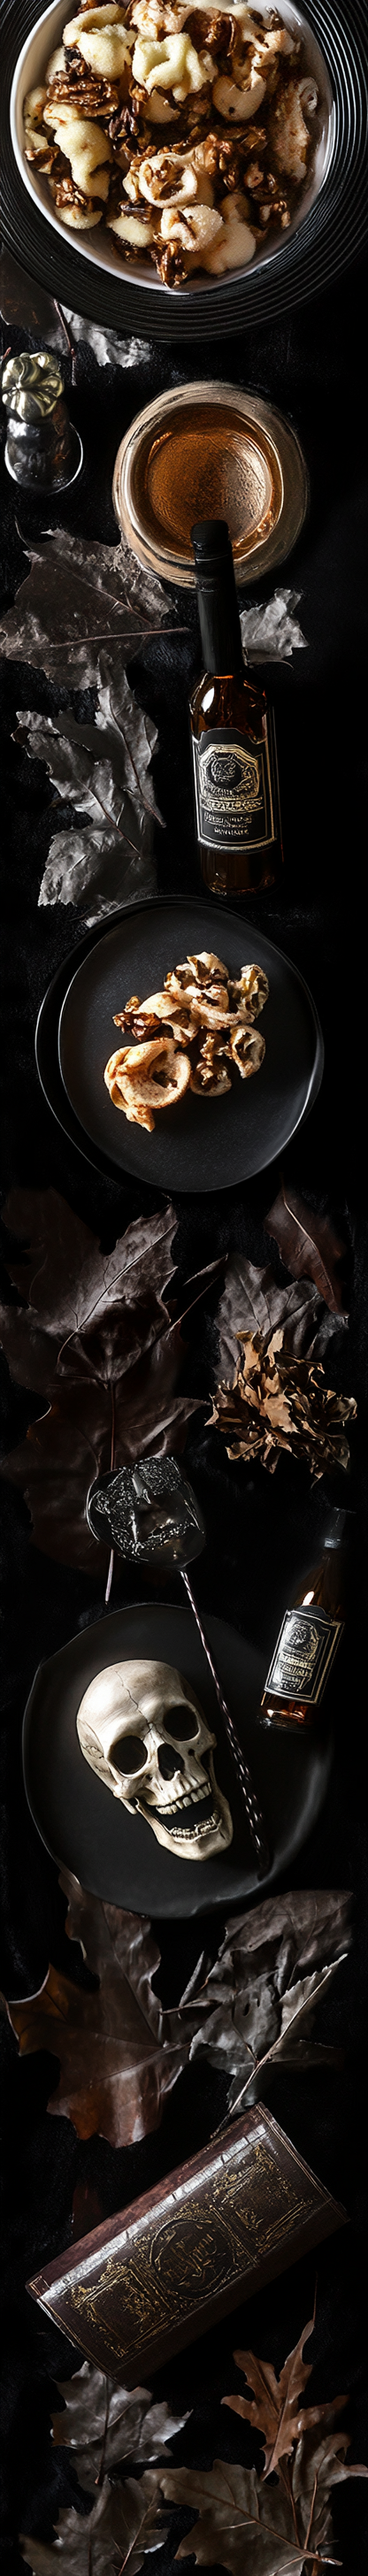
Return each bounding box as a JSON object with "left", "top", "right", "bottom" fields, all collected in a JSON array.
[{"left": 27, "top": 2105, "right": 344, "bottom": 2380}]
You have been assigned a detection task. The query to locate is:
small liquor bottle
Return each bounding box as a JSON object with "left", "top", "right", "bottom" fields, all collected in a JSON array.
[
  {"left": 257, "top": 1510, "right": 350, "bottom": 1732},
  {"left": 189, "top": 518, "right": 282, "bottom": 897}
]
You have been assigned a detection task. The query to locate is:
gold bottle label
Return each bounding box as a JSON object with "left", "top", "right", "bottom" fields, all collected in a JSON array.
[
  {"left": 265, "top": 1607, "right": 343, "bottom": 1706},
  {"left": 193, "top": 725, "right": 276, "bottom": 852}
]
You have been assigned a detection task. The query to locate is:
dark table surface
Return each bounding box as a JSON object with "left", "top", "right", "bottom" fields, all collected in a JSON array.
[{"left": 1, "top": 243, "right": 368, "bottom": 2574}]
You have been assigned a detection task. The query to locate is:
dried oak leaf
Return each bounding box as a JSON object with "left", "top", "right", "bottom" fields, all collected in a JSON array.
[
  {"left": 0, "top": 1192, "right": 219, "bottom": 1574},
  {"left": 209, "top": 1327, "right": 356, "bottom": 1478},
  {"left": 223, "top": 2305, "right": 347, "bottom": 2475},
  {"left": 0, "top": 527, "right": 169, "bottom": 687},
  {"left": 2, "top": 1869, "right": 192, "bottom": 2147},
  {"left": 187, "top": 1890, "right": 351, "bottom": 2104},
  {"left": 52, "top": 2360, "right": 189, "bottom": 2491},
  {"left": 20, "top": 2467, "right": 166, "bottom": 2576},
  {"left": 265, "top": 1184, "right": 349, "bottom": 1315}
]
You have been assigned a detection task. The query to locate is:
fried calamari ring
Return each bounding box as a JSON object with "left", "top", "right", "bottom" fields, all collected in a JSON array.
[
  {"left": 230, "top": 1022, "right": 265, "bottom": 1077},
  {"left": 190, "top": 1032, "right": 232, "bottom": 1096},
  {"left": 104, "top": 1035, "right": 191, "bottom": 1129},
  {"left": 164, "top": 949, "right": 228, "bottom": 993},
  {"left": 228, "top": 963, "right": 269, "bottom": 1016}
]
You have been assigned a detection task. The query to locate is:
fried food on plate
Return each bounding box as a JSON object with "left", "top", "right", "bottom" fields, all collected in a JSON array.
[{"left": 104, "top": 947, "right": 268, "bottom": 1128}]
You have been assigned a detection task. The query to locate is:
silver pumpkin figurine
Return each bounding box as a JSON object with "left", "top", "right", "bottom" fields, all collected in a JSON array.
[{"left": 1, "top": 350, "right": 82, "bottom": 489}]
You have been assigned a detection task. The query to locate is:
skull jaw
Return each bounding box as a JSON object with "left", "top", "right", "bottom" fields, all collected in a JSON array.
[{"left": 126, "top": 1752, "right": 233, "bottom": 1862}]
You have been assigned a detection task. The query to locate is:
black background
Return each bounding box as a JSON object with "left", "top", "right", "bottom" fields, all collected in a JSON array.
[{"left": 1, "top": 241, "right": 368, "bottom": 2575}]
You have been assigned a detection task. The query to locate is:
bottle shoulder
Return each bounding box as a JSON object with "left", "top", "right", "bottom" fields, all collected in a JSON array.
[{"left": 189, "top": 668, "right": 267, "bottom": 734}]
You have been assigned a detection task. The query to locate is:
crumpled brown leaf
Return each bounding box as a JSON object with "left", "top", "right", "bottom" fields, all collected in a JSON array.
[
  {"left": 0, "top": 1192, "right": 219, "bottom": 1575},
  {"left": 186, "top": 1890, "right": 352, "bottom": 2104},
  {"left": 0, "top": 527, "right": 169, "bottom": 688},
  {"left": 20, "top": 2467, "right": 166, "bottom": 2576},
  {"left": 52, "top": 2360, "right": 189, "bottom": 2491},
  {"left": 209, "top": 1328, "right": 356, "bottom": 1476},
  {"left": 265, "top": 1184, "right": 349, "bottom": 1315},
  {"left": 223, "top": 2306, "right": 346, "bottom": 2476},
  {"left": 214, "top": 1260, "right": 342, "bottom": 1388},
  {"left": 2, "top": 1870, "right": 193, "bottom": 2147}
]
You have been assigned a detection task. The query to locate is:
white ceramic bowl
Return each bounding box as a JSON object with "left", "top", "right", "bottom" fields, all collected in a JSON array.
[{"left": 11, "top": 0, "right": 335, "bottom": 297}]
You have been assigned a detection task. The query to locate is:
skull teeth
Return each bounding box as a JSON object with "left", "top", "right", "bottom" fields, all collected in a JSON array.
[
  {"left": 167, "top": 1812, "right": 218, "bottom": 1840},
  {"left": 157, "top": 1782, "right": 211, "bottom": 1814},
  {"left": 139, "top": 1784, "right": 219, "bottom": 1839}
]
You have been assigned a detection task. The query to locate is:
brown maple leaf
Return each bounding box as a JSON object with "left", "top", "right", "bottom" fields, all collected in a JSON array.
[
  {"left": 1, "top": 1871, "right": 192, "bottom": 2147},
  {"left": 20, "top": 2467, "right": 166, "bottom": 2576},
  {"left": 162, "top": 2420, "right": 368, "bottom": 2573},
  {"left": 265, "top": 1184, "right": 349, "bottom": 1315},
  {"left": 0, "top": 1191, "right": 221, "bottom": 1575},
  {"left": 52, "top": 2360, "right": 189, "bottom": 2492},
  {"left": 223, "top": 2304, "right": 347, "bottom": 2477},
  {"left": 160, "top": 2453, "right": 341, "bottom": 2573}
]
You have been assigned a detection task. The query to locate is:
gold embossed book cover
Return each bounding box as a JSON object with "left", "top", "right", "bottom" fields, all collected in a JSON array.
[{"left": 27, "top": 2105, "right": 345, "bottom": 2380}]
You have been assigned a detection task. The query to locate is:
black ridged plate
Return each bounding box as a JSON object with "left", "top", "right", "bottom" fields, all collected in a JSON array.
[
  {"left": 2, "top": 0, "right": 367, "bottom": 341},
  {"left": 22, "top": 1602, "right": 333, "bottom": 1915},
  {"left": 57, "top": 897, "right": 324, "bottom": 1192}
]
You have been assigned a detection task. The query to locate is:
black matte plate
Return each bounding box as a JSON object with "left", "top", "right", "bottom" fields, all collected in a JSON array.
[
  {"left": 22, "top": 1602, "right": 333, "bottom": 1916},
  {"left": 35, "top": 921, "right": 126, "bottom": 1182},
  {"left": 58, "top": 898, "right": 323, "bottom": 1193}
]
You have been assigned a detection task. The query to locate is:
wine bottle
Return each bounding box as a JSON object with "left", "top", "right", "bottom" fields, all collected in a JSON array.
[
  {"left": 189, "top": 518, "right": 282, "bottom": 897},
  {"left": 257, "top": 1510, "right": 351, "bottom": 1732}
]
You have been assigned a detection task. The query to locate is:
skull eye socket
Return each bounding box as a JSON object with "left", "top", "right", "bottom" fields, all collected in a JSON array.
[
  {"left": 164, "top": 1704, "right": 200, "bottom": 1743},
  {"left": 112, "top": 1733, "right": 147, "bottom": 1775}
]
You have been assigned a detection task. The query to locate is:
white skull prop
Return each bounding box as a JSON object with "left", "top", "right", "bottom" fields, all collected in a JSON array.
[{"left": 76, "top": 1657, "right": 233, "bottom": 1860}]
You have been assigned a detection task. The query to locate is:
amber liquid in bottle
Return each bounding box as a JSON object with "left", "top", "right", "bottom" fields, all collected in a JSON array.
[
  {"left": 257, "top": 1511, "right": 350, "bottom": 1732},
  {"left": 189, "top": 518, "right": 282, "bottom": 897}
]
